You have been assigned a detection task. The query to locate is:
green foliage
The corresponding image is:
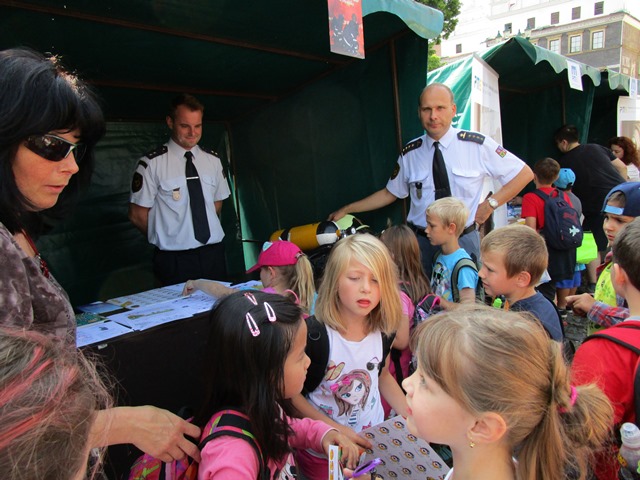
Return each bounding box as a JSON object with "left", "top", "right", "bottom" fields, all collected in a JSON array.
[
  {"left": 428, "top": 43, "right": 443, "bottom": 71},
  {"left": 415, "top": 0, "right": 461, "bottom": 41}
]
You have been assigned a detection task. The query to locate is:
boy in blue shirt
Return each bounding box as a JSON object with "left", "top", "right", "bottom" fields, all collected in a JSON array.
[
  {"left": 479, "top": 224, "right": 564, "bottom": 341},
  {"left": 426, "top": 197, "right": 479, "bottom": 308}
]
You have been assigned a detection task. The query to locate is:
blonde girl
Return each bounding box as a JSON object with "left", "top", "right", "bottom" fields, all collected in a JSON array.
[
  {"left": 403, "top": 306, "right": 613, "bottom": 480},
  {"left": 293, "top": 233, "right": 406, "bottom": 480},
  {"left": 183, "top": 240, "right": 316, "bottom": 314}
]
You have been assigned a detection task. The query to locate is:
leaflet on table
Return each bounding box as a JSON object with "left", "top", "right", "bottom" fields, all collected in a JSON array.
[
  {"left": 106, "top": 281, "right": 231, "bottom": 309},
  {"left": 359, "top": 415, "right": 450, "bottom": 479},
  {"left": 76, "top": 320, "right": 134, "bottom": 348},
  {"left": 76, "top": 301, "right": 130, "bottom": 316},
  {"left": 107, "top": 293, "right": 217, "bottom": 331}
]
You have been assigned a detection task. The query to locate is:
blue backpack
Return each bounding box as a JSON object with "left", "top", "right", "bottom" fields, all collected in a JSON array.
[{"left": 534, "top": 189, "right": 583, "bottom": 251}]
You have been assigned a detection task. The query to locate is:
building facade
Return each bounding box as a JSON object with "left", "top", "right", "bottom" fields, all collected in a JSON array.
[{"left": 440, "top": 0, "right": 640, "bottom": 78}]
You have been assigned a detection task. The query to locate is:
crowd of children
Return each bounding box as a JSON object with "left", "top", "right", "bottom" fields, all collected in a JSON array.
[{"left": 5, "top": 162, "right": 640, "bottom": 479}]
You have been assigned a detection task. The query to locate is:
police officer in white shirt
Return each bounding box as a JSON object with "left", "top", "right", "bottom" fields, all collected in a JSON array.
[
  {"left": 129, "top": 94, "right": 230, "bottom": 285},
  {"left": 329, "top": 83, "right": 533, "bottom": 277}
]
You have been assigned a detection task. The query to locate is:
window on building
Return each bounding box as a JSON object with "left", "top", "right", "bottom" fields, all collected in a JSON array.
[
  {"left": 594, "top": 2, "right": 604, "bottom": 15},
  {"left": 504, "top": 23, "right": 512, "bottom": 34},
  {"left": 549, "top": 38, "right": 560, "bottom": 53},
  {"left": 572, "top": 7, "right": 581, "bottom": 20},
  {"left": 592, "top": 30, "right": 604, "bottom": 49},
  {"left": 456, "top": 44, "right": 462, "bottom": 54},
  {"left": 551, "top": 12, "right": 559, "bottom": 25},
  {"left": 527, "top": 17, "right": 535, "bottom": 30},
  {"left": 569, "top": 34, "right": 582, "bottom": 53}
]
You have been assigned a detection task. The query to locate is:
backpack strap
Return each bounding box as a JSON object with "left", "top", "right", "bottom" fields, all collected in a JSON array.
[
  {"left": 303, "top": 315, "right": 329, "bottom": 394},
  {"left": 451, "top": 257, "right": 478, "bottom": 303},
  {"left": 583, "top": 324, "right": 640, "bottom": 426},
  {"left": 200, "top": 409, "right": 269, "bottom": 480}
]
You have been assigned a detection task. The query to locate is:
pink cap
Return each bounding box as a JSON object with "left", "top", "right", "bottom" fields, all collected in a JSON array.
[{"left": 246, "top": 241, "right": 303, "bottom": 273}]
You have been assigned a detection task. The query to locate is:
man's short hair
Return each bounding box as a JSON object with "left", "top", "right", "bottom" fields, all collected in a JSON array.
[
  {"left": 169, "top": 93, "right": 204, "bottom": 119},
  {"left": 612, "top": 217, "right": 640, "bottom": 291},
  {"left": 481, "top": 225, "right": 548, "bottom": 285},
  {"left": 554, "top": 124, "right": 579, "bottom": 144},
  {"left": 426, "top": 197, "right": 469, "bottom": 237},
  {"left": 533, "top": 157, "right": 561, "bottom": 185}
]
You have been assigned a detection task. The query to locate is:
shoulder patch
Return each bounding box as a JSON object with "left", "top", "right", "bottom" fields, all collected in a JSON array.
[
  {"left": 401, "top": 138, "right": 422, "bottom": 155},
  {"left": 144, "top": 145, "right": 167, "bottom": 160},
  {"left": 131, "top": 172, "right": 143, "bottom": 193},
  {"left": 200, "top": 146, "right": 220, "bottom": 157},
  {"left": 457, "top": 131, "right": 485, "bottom": 144},
  {"left": 389, "top": 162, "right": 400, "bottom": 180}
]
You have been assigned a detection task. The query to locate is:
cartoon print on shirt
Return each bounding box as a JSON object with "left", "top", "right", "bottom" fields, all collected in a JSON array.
[{"left": 330, "top": 369, "right": 372, "bottom": 428}]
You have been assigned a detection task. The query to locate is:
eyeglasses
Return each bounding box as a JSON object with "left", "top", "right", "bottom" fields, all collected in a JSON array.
[{"left": 24, "top": 134, "right": 86, "bottom": 162}]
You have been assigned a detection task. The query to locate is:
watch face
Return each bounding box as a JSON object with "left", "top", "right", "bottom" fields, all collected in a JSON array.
[{"left": 489, "top": 198, "right": 499, "bottom": 208}]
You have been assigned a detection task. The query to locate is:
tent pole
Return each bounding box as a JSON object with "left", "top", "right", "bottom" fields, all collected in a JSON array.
[{"left": 389, "top": 38, "right": 408, "bottom": 222}]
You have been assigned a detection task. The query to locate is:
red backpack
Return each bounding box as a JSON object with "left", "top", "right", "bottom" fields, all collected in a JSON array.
[{"left": 128, "top": 409, "right": 269, "bottom": 480}]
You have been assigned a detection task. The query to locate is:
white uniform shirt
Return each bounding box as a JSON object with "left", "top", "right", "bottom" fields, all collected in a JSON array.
[
  {"left": 386, "top": 127, "right": 526, "bottom": 228},
  {"left": 306, "top": 326, "right": 384, "bottom": 433},
  {"left": 130, "top": 139, "right": 230, "bottom": 251}
]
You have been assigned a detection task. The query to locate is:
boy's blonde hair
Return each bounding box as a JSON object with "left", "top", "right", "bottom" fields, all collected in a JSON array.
[
  {"left": 481, "top": 224, "right": 547, "bottom": 285},
  {"left": 315, "top": 234, "right": 402, "bottom": 335},
  {"left": 414, "top": 305, "right": 612, "bottom": 480},
  {"left": 273, "top": 255, "right": 316, "bottom": 314},
  {"left": 426, "top": 197, "right": 469, "bottom": 237}
]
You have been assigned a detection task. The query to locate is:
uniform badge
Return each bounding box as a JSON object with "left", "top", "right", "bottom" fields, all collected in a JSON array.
[
  {"left": 495, "top": 146, "right": 508, "bottom": 158},
  {"left": 389, "top": 163, "right": 400, "bottom": 180},
  {"left": 131, "top": 172, "right": 143, "bottom": 192},
  {"left": 172, "top": 188, "right": 181, "bottom": 201}
]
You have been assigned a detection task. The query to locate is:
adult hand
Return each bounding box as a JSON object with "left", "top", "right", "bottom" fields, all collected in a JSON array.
[
  {"left": 129, "top": 406, "right": 202, "bottom": 463},
  {"left": 566, "top": 293, "right": 595, "bottom": 317},
  {"left": 474, "top": 199, "right": 494, "bottom": 226},
  {"left": 322, "top": 430, "right": 361, "bottom": 469},
  {"left": 328, "top": 207, "right": 348, "bottom": 222}
]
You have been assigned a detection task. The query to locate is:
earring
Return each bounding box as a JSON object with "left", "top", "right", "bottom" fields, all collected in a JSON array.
[{"left": 468, "top": 437, "right": 475, "bottom": 448}]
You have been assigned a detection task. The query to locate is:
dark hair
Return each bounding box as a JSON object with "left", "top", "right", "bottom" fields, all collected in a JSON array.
[
  {"left": 554, "top": 124, "right": 580, "bottom": 144},
  {"left": 609, "top": 136, "right": 640, "bottom": 168},
  {"left": 169, "top": 93, "right": 204, "bottom": 120},
  {"left": 533, "top": 157, "right": 560, "bottom": 185},
  {"left": 0, "top": 48, "right": 105, "bottom": 234},
  {"left": 196, "top": 291, "right": 303, "bottom": 463},
  {"left": 612, "top": 217, "right": 640, "bottom": 291}
]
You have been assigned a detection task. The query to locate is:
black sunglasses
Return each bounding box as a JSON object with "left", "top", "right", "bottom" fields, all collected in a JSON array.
[{"left": 24, "top": 134, "right": 86, "bottom": 162}]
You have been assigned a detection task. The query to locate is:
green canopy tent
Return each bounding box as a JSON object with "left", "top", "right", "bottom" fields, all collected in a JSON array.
[
  {"left": 1, "top": 0, "right": 443, "bottom": 304},
  {"left": 428, "top": 36, "right": 633, "bottom": 176}
]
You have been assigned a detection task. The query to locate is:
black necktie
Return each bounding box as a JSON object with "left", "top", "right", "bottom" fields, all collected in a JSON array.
[
  {"left": 433, "top": 141, "right": 451, "bottom": 200},
  {"left": 185, "top": 151, "right": 211, "bottom": 244}
]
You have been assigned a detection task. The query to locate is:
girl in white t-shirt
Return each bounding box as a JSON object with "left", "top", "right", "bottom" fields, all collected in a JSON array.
[
  {"left": 401, "top": 306, "right": 612, "bottom": 480},
  {"left": 292, "top": 234, "right": 407, "bottom": 480}
]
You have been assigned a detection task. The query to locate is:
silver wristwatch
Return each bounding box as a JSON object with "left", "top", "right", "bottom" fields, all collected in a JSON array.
[{"left": 487, "top": 196, "right": 499, "bottom": 209}]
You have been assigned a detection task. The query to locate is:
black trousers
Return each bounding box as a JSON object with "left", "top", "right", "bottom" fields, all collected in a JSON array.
[{"left": 153, "top": 242, "right": 227, "bottom": 286}]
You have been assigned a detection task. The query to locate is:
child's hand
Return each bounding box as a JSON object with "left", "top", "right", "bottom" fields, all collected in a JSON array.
[
  {"left": 322, "top": 429, "right": 361, "bottom": 469},
  {"left": 335, "top": 424, "right": 373, "bottom": 452},
  {"left": 182, "top": 280, "right": 198, "bottom": 296},
  {"left": 566, "top": 293, "right": 595, "bottom": 317},
  {"left": 342, "top": 468, "right": 371, "bottom": 480}
]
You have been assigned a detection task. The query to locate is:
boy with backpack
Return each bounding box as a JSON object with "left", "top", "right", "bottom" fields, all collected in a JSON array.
[
  {"left": 522, "top": 157, "right": 582, "bottom": 306},
  {"left": 479, "top": 224, "right": 564, "bottom": 341},
  {"left": 426, "top": 197, "right": 480, "bottom": 308},
  {"left": 572, "top": 217, "right": 640, "bottom": 480}
]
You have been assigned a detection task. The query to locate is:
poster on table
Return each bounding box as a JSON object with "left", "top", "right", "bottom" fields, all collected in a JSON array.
[
  {"left": 327, "top": 0, "right": 365, "bottom": 59},
  {"left": 470, "top": 55, "right": 508, "bottom": 227}
]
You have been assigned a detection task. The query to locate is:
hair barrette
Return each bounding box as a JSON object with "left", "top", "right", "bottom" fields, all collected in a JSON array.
[
  {"left": 264, "top": 302, "right": 276, "bottom": 323},
  {"left": 244, "top": 292, "right": 258, "bottom": 306},
  {"left": 246, "top": 312, "right": 260, "bottom": 337}
]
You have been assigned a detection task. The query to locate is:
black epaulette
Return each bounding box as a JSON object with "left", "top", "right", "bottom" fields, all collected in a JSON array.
[
  {"left": 457, "top": 131, "right": 485, "bottom": 144},
  {"left": 144, "top": 145, "right": 168, "bottom": 159},
  {"left": 200, "top": 146, "right": 219, "bottom": 157},
  {"left": 401, "top": 138, "right": 422, "bottom": 155}
]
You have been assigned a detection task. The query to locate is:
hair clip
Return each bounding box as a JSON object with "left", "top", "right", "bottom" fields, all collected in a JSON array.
[
  {"left": 244, "top": 292, "right": 258, "bottom": 306},
  {"left": 558, "top": 385, "right": 578, "bottom": 413},
  {"left": 264, "top": 302, "right": 276, "bottom": 322},
  {"left": 246, "top": 312, "right": 260, "bottom": 337},
  {"left": 283, "top": 289, "right": 300, "bottom": 305}
]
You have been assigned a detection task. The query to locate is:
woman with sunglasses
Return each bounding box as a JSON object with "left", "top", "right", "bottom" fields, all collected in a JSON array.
[{"left": 0, "top": 48, "right": 201, "bottom": 468}]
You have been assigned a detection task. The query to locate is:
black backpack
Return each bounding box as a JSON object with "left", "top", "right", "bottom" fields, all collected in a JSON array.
[
  {"left": 303, "top": 315, "right": 395, "bottom": 395},
  {"left": 433, "top": 253, "right": 485, "bottom": 303},
  {"left": 534, "top": 189, "right": 583, "bottom": 251}
]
